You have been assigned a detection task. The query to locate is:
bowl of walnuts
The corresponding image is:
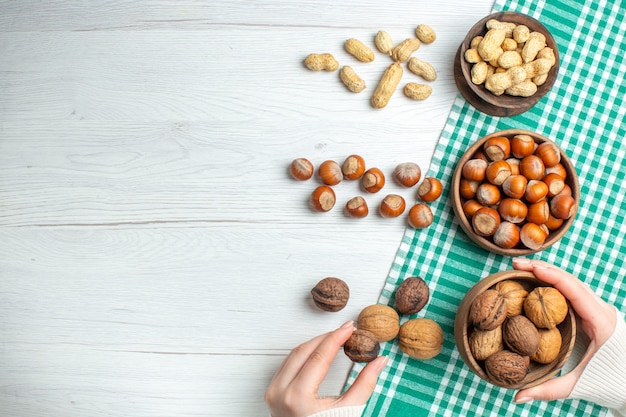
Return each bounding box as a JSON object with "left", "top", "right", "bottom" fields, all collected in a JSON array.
[
  {"left": 451, "top": 129, "right": 579, "bottom": 256},
  {"left": 454, "top": 270, "right": 576, "bottom": 389},
  {"left": 454, "top": 11, "right": 559, "bottom": 116}
]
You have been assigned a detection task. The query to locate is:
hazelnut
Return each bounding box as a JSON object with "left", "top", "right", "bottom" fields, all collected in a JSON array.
[
  {"left": 520, "top": 222, "right": 547, "bottom": 250},
  {"left": 395, "top": 276, "right": 430, "bottom": 315},
  {"left": 463, "top": 199, "right": 483, "bottom": 218},
  {"left": 484, "top": 350, "right": 529, "bottom": 386},
  {"left": 462, "top": 159, "right": 488, "bottom": 182},
  {"left": 469, "top": 326, "right": 504, "bottom": 361},
  {"left": 472, "top": 207, "right": 501, "bottom": 237},
  {"left": 380, "top": 194, "right": 406, "bottom": 218},
  {"left": 357, "top": 304, "right": 400, "bottom": 342},
  {"left": 550, "top": 194, "right": 576, "bottom": 219},
  {"left": 310, "top": 277, "right": 349, "bottom": 312},
  {"left": 545, "top": 213, "right": 564, "bottom": 230},
  {"left": 344, "top": 329, "right": 380, "bottom": 362},
  {"left": 485, "top": 160, "right": 512, "bottom": 185},
  {"left": 495, "top": 280, "right": 528, "bottom": 317},
  {"left": 408, "top": 203, "right": 433, "bottom": 229},
  {"left": 524, "top": 287, "right": 568, "bottom": 329},
  {"left": 493, "top": 221, "right": 520, "bottom": 249},
  {"left": 345, "top": 196, "right": 369, "bottom": 218},
  {"left": 310, "top": 186, "right": 336, "bottom": 212},
  {"left": 342, "top": 154, "right": 366, "bottom": 180},
  {"left": 510, "top": 134, "right": 535, "bottom": 158},
  {"left": 398, "top": 318, "right": 444, "bottom": 360},
  {"left": 469, "top": 289, "right": 507, "bottom": 330},
  {"left": 393, "top": 162, "right": 422, "bottom": 187},
  {"left": 535, "top": 141, "right": 561, "bottom": 167},
  {"left": 524, "top": 179, "right": 549, "bottom": 203},
  {"left": 362, "top": 168, "right": 385, "bottom": 193},
  {"left": 531, "top": 327, "right": 562, "bottom": 364},
  {"left": 545, "top": 163, "right": 567, "bottom": 180},
  {"left": 289, "top": 158, "right": 314, "bottom": 180},
  {"left": 506, "top": 157, "right": 521, "bottom": 175},
  {"left": 526, "top": 200, "right": 550, "bottom": 225},
  {"left": 476, "top": 183, "right": 501, "bottom": 206},
  {"left": 501, "top": 174, "right": 528, "bottom": 199},
  {"left": 483, "top": 136, "right": 511, "bottom": 161},
  {"left": 503, "top": 315, "right": 540, "bottom": 356},
  {"left": 460, "top": 179, "right": 480, "bottom": 199},
  {"left": 418, "top": 177, "right": 443, "bottom": 202},
  {"left": 318, "top": 160, "right": 343, "bottom": 185},
  {"left": 520, "top": 155, "right": 545, "bottom": 180},
  {"left": 542, "top": 172, "right": 565, "bottom": 197},
  {"left": 498, "top": 198, "right": 528, "bottom": 223}
]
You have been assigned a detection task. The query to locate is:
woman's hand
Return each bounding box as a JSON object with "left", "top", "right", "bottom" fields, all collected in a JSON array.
[
  {"left": 512, "top": 258, "right": 617, "bottom": 403},
  {"left": 265, "top": 320, "right": 388, "bottom": 417}
]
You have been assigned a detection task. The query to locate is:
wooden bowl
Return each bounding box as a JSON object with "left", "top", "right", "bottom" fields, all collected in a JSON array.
[
  {"left": 454, "top": 12, "right": 559, "bottom": 117},
  {"left": 454, "top": 270, "right": 577, "bottom": 389},
  {"left": 451, "top": 129, "right": 579, "bottom": 256}
]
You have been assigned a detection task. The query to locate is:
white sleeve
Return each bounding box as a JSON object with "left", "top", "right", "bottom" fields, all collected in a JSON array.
[
  {"left": 307, "top": 405, "right": 366, "bottom": 417},
  {"left": 568, "top": 307, "right": 626, "bottom": 417}
]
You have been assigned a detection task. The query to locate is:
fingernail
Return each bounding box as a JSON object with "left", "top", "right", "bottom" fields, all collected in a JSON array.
[
  {"left": 340, "top": 320, "right": 354, "bottom": 329},
  {"left": 515, "top": 397, "right": 532, "bottom": 404},
  {"left": 513, "top": 257, "right": 530, "bottom": 264},
  {"left": 375, "top": 356, "right": 389, "bottom": 371}
]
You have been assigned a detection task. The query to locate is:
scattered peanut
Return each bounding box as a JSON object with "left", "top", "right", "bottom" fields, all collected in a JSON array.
[
  {"left": 415, "top": 24, "right": 436, "bottom": 44},
  {"left": 375, "top": 30, "right": 394, "bottom": 55},
  {"left": 371, "top": 62, "right": 403, "bottom": 109},
  {"left": 408, "top": 57, "right": 437, "bottom": 81},
  {"left": 340, "top": 66, "right": 366, "bottom": 93},
  {"left": 345, "top": 38, "right": 376, "bottom": 63},
  {"left": 403, "top": 83, "right": 432, "bottom": 101},
  {"left": 304, "top": 53, "right": 339, "bottom": 71},
  {"left": 392, "top": 38, "right": 421, "bottom": 63}
]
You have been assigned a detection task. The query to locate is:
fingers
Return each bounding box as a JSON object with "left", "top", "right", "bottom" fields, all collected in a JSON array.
[
  {"left": 339, "top": 355, "right": 388, "bottom": 406},
  {"left": 292, "top": 320, "right": 356, "bottom": 391},
  {"left": 515, "top": 369, "right": 581, "bottom": 403}
]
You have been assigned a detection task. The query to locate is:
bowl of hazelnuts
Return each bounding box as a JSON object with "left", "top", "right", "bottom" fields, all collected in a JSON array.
[
  {"left": 451, "top": 129, "right": 579, "bottom": 256},
  {"left": 454, "top": 270, "right": 576, "bottom": 389},
  {"left": 454, "top": 11, "right": 559, "bottom": 117}
]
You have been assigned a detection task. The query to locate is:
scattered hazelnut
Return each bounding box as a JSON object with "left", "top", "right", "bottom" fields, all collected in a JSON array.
[
  {"left": 380, "top": 194, "right": 406, "bottom": 218},
  {"left": 469, "top": 289, "right": 507, "bottom": 331},
  {"left": 503, "top": 315, "right": 540, "bottom": 356},
  {"left": 407, "top": 203, "right": 433, "bottom": 229},
  {"left": 524, "top": 286, "right": 568, "bottom": 329},
  {"left": 469, "top": 326, "right": 504, "bottom": 361},
  {"left": 361, "top": 167, "right": 386, "bottom": 193},
  {"left": 289, "top": 158, "right": 314, "bottom": 180},
  {"left": 393, "top": 162, "right": 422, "bottom": 187},
  {"left": 344, "top": 329, "right": 380, "bottom": 362},
  {"left": 317, "top": 160, "right": 343, "bottom": 185},
  {"left": 342, "top": 154, "right": 366, "bottom": 180},
  {"left": 310, "top": 185, "right": 336, "bottom": 212},
  {"left": 394, "top": 276, "right": 430, "bottom": 315},
  {"left": 484, "top": 350, "right": 529, "bottom": 386},
  {"left": 398, "top": 318, "right": 444, "bottom": 360},
  {"left": 417, "top": 177, "right": 443, "bottom": 202},
  {"left": 310, "top": 277, "right": 349, "bottom": 312},
  {"left": 357, "top": 304, "right": 400, "bottom": 342},
  {"left": 345, "top": 196, "right": 369, "bottom": 218}
]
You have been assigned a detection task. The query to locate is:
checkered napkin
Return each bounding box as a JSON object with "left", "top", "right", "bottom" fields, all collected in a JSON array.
[{"left": 345, "top": 0, "right": 626, "bottom": 416}]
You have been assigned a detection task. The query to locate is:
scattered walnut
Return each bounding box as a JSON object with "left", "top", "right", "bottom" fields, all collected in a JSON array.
[
  {"left": 394, "top": 277, "right": 430, "bottom": 315},
  {"left": 469, "top": 289, "right": 507, "bottom": 330},
  {"left": 344, "top": 329, "right": 380, "bottom": 362},
  {"left": 398, "top": 318, "right": 444, "bottom": 360},
  {"left": 357, "top": 304, "right": 400, "bottom": 342},
  {"left": 310, "top": 277, "right": 349, "bottom": 312}
]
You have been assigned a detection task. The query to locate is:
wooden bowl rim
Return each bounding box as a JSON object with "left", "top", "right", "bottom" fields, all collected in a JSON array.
[
  {"left": 454, "top": 270, "right": 577, "bottom": 389},
  {"left": 455, "top": 11, "right": 560, "bottom": 116},
  {"left": 450, "top": 129, "right": 580, "bottom": 256}
]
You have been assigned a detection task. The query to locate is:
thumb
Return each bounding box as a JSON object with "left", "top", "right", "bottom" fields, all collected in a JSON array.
[
  {"left": 515, "top": 370, "right": 579, "bottom": 403},
  {"left": 338, "top": 356, "right": 388, "bottom": 406}
]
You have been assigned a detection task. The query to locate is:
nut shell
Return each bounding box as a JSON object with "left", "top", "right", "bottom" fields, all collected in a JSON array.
[
  {"left": 310, "top": 277, "right": 349, "bottom": 312},
  {"left": 531, "top": 327, "right": 562, "bottom": 364},
  {"left": 503, "top": 315, "right": 540, "bottom": 356},
  {"left": 524, "top": 287, "right": 568, "bottom": 329},
  {"left": 469, "top": 326, "right": 504, "bottom": 361},
  {"left": 398, "top": 318, "right": 444, "bottom": 360},
  {"left": 357, "top": 304, "right": 400, "bottom": 342},
  {"left": 469, "top": 289, "right": 507, "bottom": 330},
  {"left": 394, "top": 277, "right": 430, "bottom": 315},
  {"left": 344, "top": 329, "right": 380, "bottom": 362},
  {"left": 495, "top": 280, "right": 528, "bottom": 317},
  {"left": 484, "top": 350, "right": 529, "bottom": 385}
]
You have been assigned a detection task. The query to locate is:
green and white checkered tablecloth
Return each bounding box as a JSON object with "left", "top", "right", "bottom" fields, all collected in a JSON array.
[{"left": 345, "top": 0, "right": 626, "bottom": 415}]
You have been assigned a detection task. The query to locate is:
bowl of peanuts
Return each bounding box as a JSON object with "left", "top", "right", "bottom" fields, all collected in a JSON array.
[
  {"left": 450, "top": 129, "right": 579, "bottom": 256},
  {"left": 454, "top": 12, "right": 560, "bottom": 117}
]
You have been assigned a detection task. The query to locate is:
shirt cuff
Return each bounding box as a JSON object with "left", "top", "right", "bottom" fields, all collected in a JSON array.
[
  {"left": 568, "top": 307, "right": 626, "bottom": 416},
  {"left": 307, "top": 405, "right": 366, "bottom": 417}
]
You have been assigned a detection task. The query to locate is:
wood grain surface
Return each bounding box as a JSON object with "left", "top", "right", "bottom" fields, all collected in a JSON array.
[{"left": 0, "top": 1, "right": 494, "bottom": 415}]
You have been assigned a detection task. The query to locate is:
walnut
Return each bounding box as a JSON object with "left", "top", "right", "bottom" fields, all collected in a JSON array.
[
  {"left": 394, "top": 276, "right": 430, "bottom": 315},
  {"left": 398, "top": 318, "right": 444, "bottom": 360},
  {"left": 469, "top": 326, "right": 504, "bottom": 361},
  {"left": 469, "top": 289, "right": 507, "bottom": 330},
  {"left": 524, "top": 287, "right": 568, "bottom": 329},
  {"left": 531, "top": 327, "right": 562, "bottom": 364},
  {"left": 310, "top": 277, "right": 349, "bottom": 312},
  {"left": 485, "top": 350, "right": 530, "bottom": 386},
  {"left": 357, "top": 304, "right": 400, "bottom": 342},
  {"left": 495, "top": 280, "right": 529, "bottom": 317},
  {"left": 503, "top": 315, "right": 540, "bottom": 356},
  {"left": 344, "top": 329, "right": 380, "bottom": 362}
]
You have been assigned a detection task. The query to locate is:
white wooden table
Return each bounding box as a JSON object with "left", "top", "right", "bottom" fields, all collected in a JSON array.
[{"left": 0, "top": 1, "right": 494, "bottom": 415}]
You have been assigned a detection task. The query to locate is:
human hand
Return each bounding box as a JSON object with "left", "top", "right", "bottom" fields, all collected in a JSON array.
[
  {"left": 512, "top": 258, "right": 617, "bottom": 403},
  {"left": 265, "top": 320, "right": 388, "bottom": 417}
]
